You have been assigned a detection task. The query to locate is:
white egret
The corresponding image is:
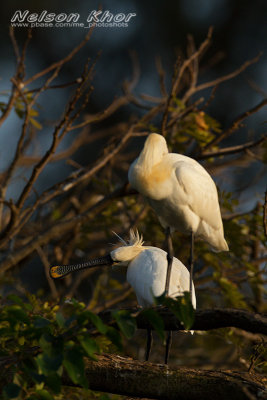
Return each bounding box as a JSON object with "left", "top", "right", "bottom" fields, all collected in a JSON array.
[
  {"left": 50, "top": 230, "right": 196, "bottom": 363},
  {"left": 128, "top": 133, "right": 229, "bottom": 298}
]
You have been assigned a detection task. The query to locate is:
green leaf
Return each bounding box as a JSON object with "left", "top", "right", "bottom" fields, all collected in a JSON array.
[
  {"left": 85, "top": 311, "right": 107, "bottom": 334},
  {"left": 35, "top": 389, "right": 53, "bottom": 400},
  {"left": 141, "top": 309, "right": 164, "bottom": 341},
  {"left": 219, "top": 277, "right": 247, "bottom": 309},
  {"left": 35, "top": 353, "right": 63, "bottom": 375},
  {"left": 63, "top": 347, "right": 87, "bottom": 388},
  {"left": 45, "top": 373, "right": 61, "bottom": 394},
  {"left": 106, "top": 327, "right": 122, "bottom": 350},
  {"left": 24, "top": 369, "right": 45, "bottom": 384},
  {"left": 30, "top": 118, "right": 42, "bottom": 130},
  {"left": 34, "top": 317, "right": 51, "bottom": 329},
  {"left": 5, "top": 305, "right": 30, "bottom": 325},
  {"left": 15, "top": 108, "right": 24, "bottom": 118},
  {"left": 55, "top": 312, "right": 65, "bottom": 328},
  {"left": 112, "top": 310, "right": 136, "bottom": 339},
  {"left": 79, "top": 336, "right": 99, "bottom": 360},
  {"left": 39, "top": 333, "right": 54, "bottom": 354},
  {"left": 3, "top": 383, "right": 21, "bottom": 399},
  {"left": 165, "top": 292, "right": 195, "bottom": 330},
  {"left": 6, "top": 294, "right": 26, "bottom": 307}
]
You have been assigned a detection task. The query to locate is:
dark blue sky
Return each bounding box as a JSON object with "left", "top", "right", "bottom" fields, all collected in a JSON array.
[{"left": 0, "top": 0, "right": 266, "bottom": 207}]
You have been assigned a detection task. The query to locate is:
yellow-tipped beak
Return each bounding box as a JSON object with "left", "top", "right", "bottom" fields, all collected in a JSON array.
[
  {"left": 49, "top": 254, "right": 114, "bottom": 280},
  {"left": 50, "top": 266, "right": 63, "bottom": 279}
]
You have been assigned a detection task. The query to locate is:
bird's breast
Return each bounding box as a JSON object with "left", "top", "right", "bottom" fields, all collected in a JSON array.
[{"left": 129, "top": 162, "right": 173, "bottom": 200}]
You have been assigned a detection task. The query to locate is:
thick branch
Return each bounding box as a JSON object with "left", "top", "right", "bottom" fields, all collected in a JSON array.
[
  {"left": 100, "top": 307, "right": 267, "bottom": 335},
  {"left": 63, "top": 353, "right": 266, "bottom": 400}
]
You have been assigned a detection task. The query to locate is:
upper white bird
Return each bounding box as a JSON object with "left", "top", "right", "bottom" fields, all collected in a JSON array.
[
  {"left": 111, "top": 230, "right": 196, "bottom": 309},
  {"left": 128, "top": 133, "right": 228, "bottom": 252}
]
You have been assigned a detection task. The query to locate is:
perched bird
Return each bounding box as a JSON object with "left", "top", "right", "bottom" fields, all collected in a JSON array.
[
  {"left": 50, "top": 230, "right": 196, "bottom": 363},
  {"left": 128, "top": 133, "right": 229, "bottom": 298}
]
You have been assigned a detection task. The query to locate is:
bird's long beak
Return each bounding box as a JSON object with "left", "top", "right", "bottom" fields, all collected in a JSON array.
[{"left": 50, "top": 254, "right": 114, "bottom": 279}]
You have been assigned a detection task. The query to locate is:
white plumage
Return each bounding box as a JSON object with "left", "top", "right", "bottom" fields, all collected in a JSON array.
[
  {"left": 128, "top": 133, "right": 228, "bottom": 252},
  {"left": 110, "top": 230, "right": 196, "bottom": 309}
]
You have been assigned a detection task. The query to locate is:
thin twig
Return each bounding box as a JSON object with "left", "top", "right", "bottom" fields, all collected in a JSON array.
[
  {"left": 199, "top": 135, "right": 267, "bottom": 159},
  {"left": 187, "top": 52, "right": 262, "bottom": 100},
  {"left": 161, "top": 27, "right": 213, "bottom": 136},
  {"left": 204, "top": 98, "right": 267, "bottom": 150},
  {"left": 36, "top": 245, "right": 58, "bottom": 299},
  {"left": 264, "top": 191, "right": 267, "bottom": 238},
  {"left": 23, "top": 28, "right": 94, "bottom": 86},
  {"left": 92, "top": 285, "right": 133, "bottom": 313},
  {"left": 0, "top": 183, "right": 135, "bottom": 273},
  {"left": 155, "top": 56, "right": 167, "bottom": 98}
]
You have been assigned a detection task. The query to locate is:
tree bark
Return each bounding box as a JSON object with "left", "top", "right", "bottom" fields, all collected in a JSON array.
[
  {"left": 99, "top": 307, "right": 267, "bottom": 335},
  {"left": 63, "top": 353, "right": 266, "bottom": 400}
]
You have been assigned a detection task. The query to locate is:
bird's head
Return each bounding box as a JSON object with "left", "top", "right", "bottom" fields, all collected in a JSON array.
[
  {"left": 141, "top": 133, "right": 168, "bottom": 166},
  {"left": 50, "top": 230, "right": 145, "bottom": 279},
  {"left": 110, "top": 229, "right": 146, "bottom": 267}
]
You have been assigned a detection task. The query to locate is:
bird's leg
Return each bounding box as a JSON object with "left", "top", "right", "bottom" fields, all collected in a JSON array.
[
  {"left": 165, "top": 330, "right": 172, "bottom": 364},
  {"left": 145, "top": 329, "right": 153, "bottom": 361},
  {"left": 189, "top": 231, "right": 194, "bottom": 302},
  {"left": 165, "top": 227, "right": 173, "bottom": 295}
]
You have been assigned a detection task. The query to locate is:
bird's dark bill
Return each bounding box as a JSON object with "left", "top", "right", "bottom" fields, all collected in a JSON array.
[{"left": 50, "top": 254, "right": 113, "bottom": 279}]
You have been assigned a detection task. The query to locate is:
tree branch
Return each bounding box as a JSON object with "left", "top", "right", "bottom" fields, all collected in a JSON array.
[
  {"left": 199, "top": 135, "right": 267, "bottom": 159},
  {"left": 264, "top": 190, "right": 267, "bottom": 238},
  {"left": 99, "top": 307, "right": 267, "bottom": 335},
  {"left": 204, "top": 98, "right": 267, "bottom": 150},
  {"left": 0, "top": 183, "right": 135, "bottom": 273},
  {"left": 63, "top": 353, "right": 266, "bottom": 400},
  {"left": 187, "top": 52, "right": 262, "bottom": 100},
  {"left": 22, "top": 28, "right": 94, "bottom": 86}
]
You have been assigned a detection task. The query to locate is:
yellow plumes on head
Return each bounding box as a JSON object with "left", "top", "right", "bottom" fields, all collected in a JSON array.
[
  {"left": 112, "top": 229, "right": 144, "bottom": 249},
  {"left": 128, "top": 229, "right": 144, "bottom": 247}
]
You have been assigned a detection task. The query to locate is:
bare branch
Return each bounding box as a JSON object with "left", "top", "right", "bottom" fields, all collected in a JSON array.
[
  {"left": 69, "top": 96, "right": 129, "bottom": 131},
  {"left": 22, "top": 28, "right": 94, "bottom": 86},
  {"left": 204, "top": 98, "right": 267, "bottom": 149},
  {"left": 161, "top": 27, "right": 213, "bottom": 136},
  {"left": 264, "top": 191, "right": 267, "bottom": 238},
  {"left": 92, "top": 284, "right": 133, "bottom": 314},
  {"left": 199, "top": 135, "right": 267, "bottom": 159},
  {"left": 0, "top": 183, "right": 134, "bottom": 273},
  {"left": 36, "top": 245, "right": 58, "bottom": 300},
  {"left": 24, "top": 78, "right": 82, "bottom": 94},
  {"left": 174, "top": 26, "right": 213, "bottom": 97},
  {"left": 187, "top": 52, "right": 263, "bottom": 100},
  {"left": 155, "top": 56, "right": 167, "bottom": 97}
]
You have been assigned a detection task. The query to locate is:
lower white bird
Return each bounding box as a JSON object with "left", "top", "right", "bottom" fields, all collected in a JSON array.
[{"left": 50, "top": 230, "right": 196, "bottom": 363}]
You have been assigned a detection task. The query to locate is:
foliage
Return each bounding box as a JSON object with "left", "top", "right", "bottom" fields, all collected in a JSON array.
[{"left": 0, "top": 293, "right": 195, "bottom": 399}]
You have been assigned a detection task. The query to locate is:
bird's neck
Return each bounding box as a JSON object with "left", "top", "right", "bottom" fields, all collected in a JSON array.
[{"left": 138, "top": 145, "right": 162, "bottom": 174}]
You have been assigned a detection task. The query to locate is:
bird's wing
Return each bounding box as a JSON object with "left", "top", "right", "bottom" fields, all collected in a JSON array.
[
  {"left": 174, "top": 160, "right": 223, "bottom": 231},
  {"left": 127, "top": 249, "right": 162, "bottom": 306},
  {"left": 169, "top": 258, "right": 197, "bottom": 309}
]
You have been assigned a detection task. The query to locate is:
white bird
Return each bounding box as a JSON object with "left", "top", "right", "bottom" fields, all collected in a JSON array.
[
  {"left": 50, "top": 229, "right": 196, "bottom": 363},
  {"left": 128, "top": 133, "right": 229, "bottom": 297},
  {"left": 50, "top": 230, "right": 196, "bottom": 307}
]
